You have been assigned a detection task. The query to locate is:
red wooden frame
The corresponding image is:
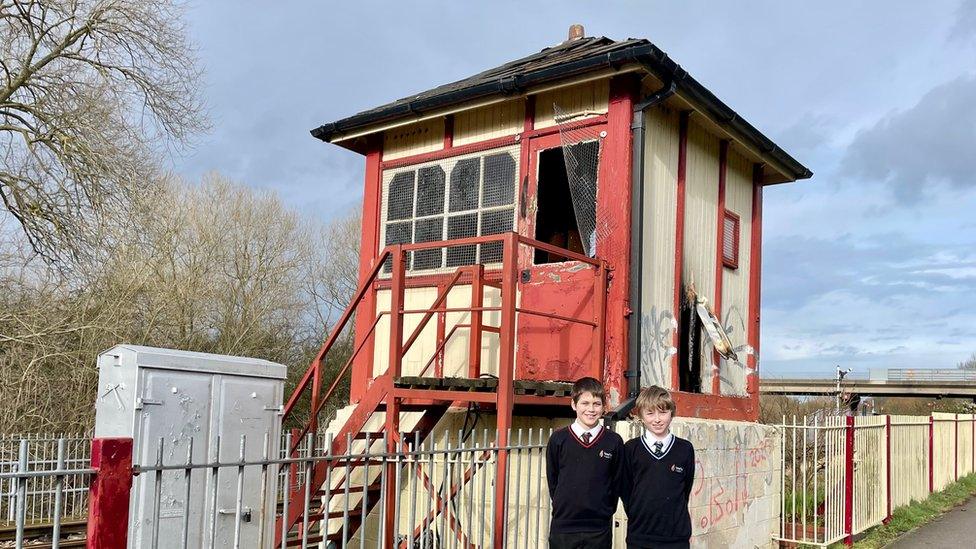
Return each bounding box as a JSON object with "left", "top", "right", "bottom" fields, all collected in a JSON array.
[
  {"left": 747, "top": 163, "right": 764, "bottom": 395},
  {"left": 351, "top": 136, "right": 383, "bottom": 401},
  {"left": 712, "top": 140, "right": 729, "bottom": 395},
  {"left": 601, "top": 75, "right": 638, "bottom": 399}
]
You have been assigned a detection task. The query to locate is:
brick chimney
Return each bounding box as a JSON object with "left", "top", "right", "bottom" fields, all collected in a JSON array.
[{"left": 566, "top": 24, "right": 585, "bottom": 42}]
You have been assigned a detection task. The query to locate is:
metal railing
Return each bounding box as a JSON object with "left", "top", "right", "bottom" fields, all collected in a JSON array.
[
  {"left": 0, "top": 428, "right": 554, "bottom": 548},
  {"left": 776, "top": 413, "right": 976, "bottom": 547},
  {"left": 0, "top": 438, "right": 95, "bottom": 548},
  {"left": 0, "top": 434, "right": 91, "bottom": 527}
]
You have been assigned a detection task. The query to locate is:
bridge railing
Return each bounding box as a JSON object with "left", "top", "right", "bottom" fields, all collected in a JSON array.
[
  {"left": 870, "top": 368, "right": 976, "bottom": 382},
  {"left": 775, "top": 412, "right": 976, "bottom": 547}
]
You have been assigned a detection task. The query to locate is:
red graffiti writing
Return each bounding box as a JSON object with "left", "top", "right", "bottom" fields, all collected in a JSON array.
[{"left": 692, "top": 440, "right": 770, "bottom": 530}]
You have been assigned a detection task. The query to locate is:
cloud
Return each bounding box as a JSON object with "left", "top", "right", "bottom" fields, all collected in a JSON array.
[
  {"left": 949, "top": 0, "right": 976, "bottom": 42},
  {"left": 840, "top": 75, "right": 976, "bottom": 203}
]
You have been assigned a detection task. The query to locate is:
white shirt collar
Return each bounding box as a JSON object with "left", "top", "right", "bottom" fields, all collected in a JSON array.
[
  {"left": 570, "top": 421, "right": 603, "bottom": 440},
  {"left": 643, "top": 429, "right": 673, "bottom": 448}
]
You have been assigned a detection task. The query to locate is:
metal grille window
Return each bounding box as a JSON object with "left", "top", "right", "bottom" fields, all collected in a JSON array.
[
  {"left": 380, "top": 145, "right": 519, "bottom": 273},
  {"left": 722, "top": 209, "right": 740, "bottom": 269}
]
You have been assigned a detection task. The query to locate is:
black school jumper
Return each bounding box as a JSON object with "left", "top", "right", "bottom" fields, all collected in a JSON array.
[
  {"left": 546, "top": 426, "right": 624, "bottom": 538},
  {"left": 621, "top": 434, "right": 695, "bottom": 548}
]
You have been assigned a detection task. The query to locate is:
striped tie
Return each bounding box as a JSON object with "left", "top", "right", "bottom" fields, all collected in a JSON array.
[
  {"left": 653, "top": 441, "right": 663, "bottom": 457},
  {"left": 582, "top": 432, "right": 592, "bottom": 444}
]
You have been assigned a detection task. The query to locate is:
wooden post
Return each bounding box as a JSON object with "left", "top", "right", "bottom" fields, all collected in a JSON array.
[
  {"left": 844, "top": 415, "right": 855, "bottom": 546},
  {"left": 87, "top": 438, "right": 133, "bottom": 549}
]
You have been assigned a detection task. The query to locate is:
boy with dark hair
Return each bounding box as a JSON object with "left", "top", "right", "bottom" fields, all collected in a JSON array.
[
  {"left": 546, "top": 376, "right": 624, "bottom": 549},
  {"left": 621, "top": 385, "right": 695, "bottom": 549}
]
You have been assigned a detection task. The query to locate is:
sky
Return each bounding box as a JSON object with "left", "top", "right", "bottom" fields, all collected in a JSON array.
[{"left": 174, "top": 1, "right": 976, "bottom": 378}]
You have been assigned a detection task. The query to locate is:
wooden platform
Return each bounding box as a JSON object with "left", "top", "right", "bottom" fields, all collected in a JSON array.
[{"left": 394, "top": 376, "right": 573, "bottom": 397}]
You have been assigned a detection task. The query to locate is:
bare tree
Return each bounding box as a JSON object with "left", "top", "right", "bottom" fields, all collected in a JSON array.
[
  {"left": 0, "top": 0, "right": 206, "bottom": 261},
  {"left": 958, "top": 352, "right": 976, "bottom": 370},
  {"left": 0, "top": 173, "right": 362, "bottom": 432}
]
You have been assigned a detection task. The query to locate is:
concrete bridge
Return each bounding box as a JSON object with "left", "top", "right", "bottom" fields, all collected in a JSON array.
[{"left": 760, "top": 368, "right": 976, "bottom": 398}]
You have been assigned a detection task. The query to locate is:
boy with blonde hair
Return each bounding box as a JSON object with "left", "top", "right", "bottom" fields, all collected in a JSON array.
[
  {"left": 546, "top": 377, "right": 624, "bottom": 549},
  {"left": 621, "top": 385, "right": 695, "bottom": 549}
]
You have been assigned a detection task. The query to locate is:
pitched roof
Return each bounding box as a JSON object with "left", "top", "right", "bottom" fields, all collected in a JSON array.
[{"left": 312, "top": 36, "right": 812, "bottom": 182}]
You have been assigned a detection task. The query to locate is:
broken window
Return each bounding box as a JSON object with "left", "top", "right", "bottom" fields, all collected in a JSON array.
[
  {"left": 533, "top": 144, "right": 600, "bottom": 264},
  {"left": 380, "top": 146, "right": 519, "bottom": 273}
]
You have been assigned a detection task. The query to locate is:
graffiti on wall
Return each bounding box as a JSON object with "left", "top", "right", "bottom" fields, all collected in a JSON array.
[
  {"left": 640, "top": 306, "right": 677, "bottom": 388},
  {"left": 677, "top": 422, "right": 776, "bottom": 534},
  {"left": 716, "top": 304, "right": 754, "bottom": 394}
]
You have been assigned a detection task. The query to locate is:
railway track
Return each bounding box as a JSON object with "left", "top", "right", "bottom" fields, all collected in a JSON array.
[{"left": 0, "top": 520, "right": 86, "bottom": 548}]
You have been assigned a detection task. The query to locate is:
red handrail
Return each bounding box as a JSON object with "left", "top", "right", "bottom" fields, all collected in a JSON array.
[{"left": 281, "top": 232, "right": 610, "bottom": 438}]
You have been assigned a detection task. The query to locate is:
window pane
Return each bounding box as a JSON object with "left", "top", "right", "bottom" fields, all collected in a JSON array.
[
  {"left": 446, "top": 213, "right": 477, "bottom": 267},
  {"left": 387, "top": 171, "right": 416, "bottom": 221},
  {"left": 479, "top": 208, "right": 514, "bottom": 263},
  {"left": 413, "top": 217, "right": 444, "bottom": 270},
  {"left": 383, "top": 221, "right": 413, "bottom": 272},
  {"left": 449, "top": 158, "right": 480, "bottom": 212},
  {"left": 416, "top": 166, "right": 446, "bottom": 217},
  {"left": 482, "top": 153, "right": 516, "bottom": 207}
]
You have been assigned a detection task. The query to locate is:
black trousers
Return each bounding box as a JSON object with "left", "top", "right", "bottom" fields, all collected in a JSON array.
[{"left": 548, "top": 528, "right": 612, "bottom": 549}]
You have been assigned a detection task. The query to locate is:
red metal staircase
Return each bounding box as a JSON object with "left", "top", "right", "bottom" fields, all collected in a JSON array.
[{"left": 275, "top": 233, "right": 608, "bottom": 548}]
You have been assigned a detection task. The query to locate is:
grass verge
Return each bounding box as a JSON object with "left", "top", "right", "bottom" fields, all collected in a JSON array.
[{"left": 827, "top": 473, "right": 976, "bottom": 548}]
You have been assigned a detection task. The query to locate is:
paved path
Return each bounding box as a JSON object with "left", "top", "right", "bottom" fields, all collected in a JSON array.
[{"left": 886, "top": 496, "right": 976, "bottom": 548}]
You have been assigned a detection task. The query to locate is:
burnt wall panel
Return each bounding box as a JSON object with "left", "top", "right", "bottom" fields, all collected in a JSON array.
[{"left": 683, "top": 118, "right": 720, "bottom": 394}]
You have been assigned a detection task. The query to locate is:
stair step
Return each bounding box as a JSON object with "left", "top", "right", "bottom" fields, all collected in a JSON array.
[
  {"left": 305, "top": 506, "right": 377, "bottom": 522},
  {"left": 317, "top": 482, "right": 381, "bottom": 496},
  {"left": 285, "top": 534, "right": 324, "bottom": 547}
]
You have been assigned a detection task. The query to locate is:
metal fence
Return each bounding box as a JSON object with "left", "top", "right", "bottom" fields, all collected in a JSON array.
[
  {"left": 776, "top": 413, "right": 976, "bottom": 547},
  {"left": 0, "top": 428, "right": 553, "bottom": 548},
  {"left": 0, "top": 434, "right": 91, "bottom": 526},
  {"left": 0, "top": 436, "right": 95, "bottom": 548}
]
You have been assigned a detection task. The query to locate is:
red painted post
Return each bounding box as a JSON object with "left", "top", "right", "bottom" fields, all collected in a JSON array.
[
  {"left": 289, "top": 428, "right": 300, "bottom": 492},
  {"left": 929, "top": 415, "right": 934, "bottom": 493},
  {"left": 86, "top": 438, "right": 133, "bottom": 549},
  {"left": 884, "top": 415, "right": 892, "bottom": 524},
  {"left": 843, "top": 415, "right": 855, "bottom": 546},
  {"left": 592, "top": 261, "right": 607, "bottom": 382},
  {"left": 746, "top": 165, "right": 764, "bottom": 399},
  {"left": 383, "top": 245, "right": 406, "bottom": 549},
  {"left": 493, "top": 233, "right": 519, "bottom": 549},
  {"left": 468, "top": 264, "right": 484, "bottom": 378},
  {"left": 711, "top": 140, "right": 729, "bottom": 396}
]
